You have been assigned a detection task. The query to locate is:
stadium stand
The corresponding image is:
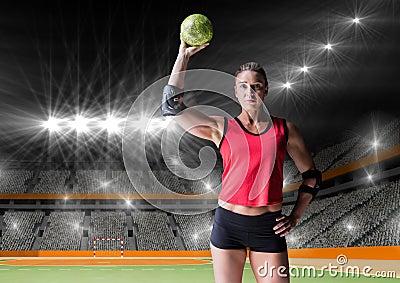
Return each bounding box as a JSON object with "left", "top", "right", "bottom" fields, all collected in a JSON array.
[
  {"left": 89, "top": 211, "right": 127, "bottom": 251},
  {"left": 0, "top": 178, "right": 399, "bottom": 250},
  {"left": 40, "top": 211, "right": 84, "bottom": 250},
  {"left": 180, "top": 168, "right": 223, "bottom": 194},
  {"left": 0, "top": 116, "right": 399, "bottom": 252},
  {"left": 133, "top": 211, "right": 178, "bottom": 250},
  {"left": 330, "top": 138, "right": 375, "bottom": 169},
  {"left": 1, "top": 211, "right": 44, "bottom": 250},
  {"left": 312, "top": 137, "right": 360, "bottom": 172},
  {"left": 312, "top": 180, "right": 400, "bottom": 248},
  {"left": 33, "top": 170, "right": 70, "bottom": 193},
  {"left": 286, "top": 180, "right": 398, "bottom": 249},
  {"left": 380, "top": 117, "right": 400, "bottom": 149},
  {"left": 111, "top": 170, "right": 138, "bottom": 193},
  {"left": 329, "top": 117, "right": 400, "bottom": 170},
  {"left": 283, "top": 117, "right": 400, "bottom": 183},
  {"left": 174, "top": 212, "right": 213, "bottom": 250},
  {"left": 358, "top": 207, "right": 400, "bottom": 247},
  {"left": 0, "top": 169, "right": 33, "bottom": 193},
  {"left": 73, "top": 170, "right": 107, "bottom": 193},
  {"left": 153, "top": 169, "right": 186, "bottom": 194}
]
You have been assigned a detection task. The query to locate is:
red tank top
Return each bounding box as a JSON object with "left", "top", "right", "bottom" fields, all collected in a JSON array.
[{"left": 218, "top": 116, "right": 287, "bottom": 206}]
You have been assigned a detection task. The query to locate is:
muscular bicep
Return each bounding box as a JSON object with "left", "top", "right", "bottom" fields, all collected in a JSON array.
[
  {"left": 286, "top": 121, "right": 315, "bottom": 174},
  {"left": 172, "top": 108, "right": 224, "bottom": 145}
]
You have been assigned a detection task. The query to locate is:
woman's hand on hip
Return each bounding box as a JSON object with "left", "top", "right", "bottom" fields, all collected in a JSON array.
[{"left": 273, "top": 214, "right": 298, "bottom": 237}]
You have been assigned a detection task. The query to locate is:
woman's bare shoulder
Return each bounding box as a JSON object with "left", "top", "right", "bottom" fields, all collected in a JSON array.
[{"left": 209, "top": 116, "right": 226, "bottom": 132}]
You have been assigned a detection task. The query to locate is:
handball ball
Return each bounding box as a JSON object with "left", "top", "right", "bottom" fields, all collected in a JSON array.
[{"left": 180, "top": 14, "right": 213, "bottom": 46}]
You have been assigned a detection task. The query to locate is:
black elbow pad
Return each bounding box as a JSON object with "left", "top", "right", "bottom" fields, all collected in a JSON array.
[
  {"left": 301, "top": 169, "right": 322, "bottom": 188},
  {"left": 299, "top": 169, "right": 322, "bottom": 201},
  {"left": 161, "top": 84, "right": 187, "bottom": 116}
]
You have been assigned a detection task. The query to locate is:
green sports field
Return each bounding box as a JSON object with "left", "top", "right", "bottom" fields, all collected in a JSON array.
[{"left": 0, "top": 258, "right": 398, "bottom": 283}]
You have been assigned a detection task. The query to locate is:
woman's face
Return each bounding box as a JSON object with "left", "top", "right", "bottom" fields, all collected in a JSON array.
[{"left": 234, "top": 70, "right": 268, "bottom": 110}]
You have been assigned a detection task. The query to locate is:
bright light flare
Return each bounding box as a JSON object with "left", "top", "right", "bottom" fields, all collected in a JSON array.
[
  {"left": 130, "top": 116, "right": 164, "bottom": 134},
  {"left": 300, "top": 66, "right": 309, "bottom": 72},
  {"left": 69, "top": 115, "right": 90, "bottom": 133},
  {"left": 146, "top": 117, "right": 172, "bottom": 134},
  {"left": 99, "top": 116, "right": 123, "bottom": 133},
  {"left": 42, "top": 117, "right": 61, "bottom": 132},
  {"left": 324, "top": 43, "right": 333, "bottom": 50},
  {"left": 283, "top": 82, "right": 292, "bottom": 89},
  {"left": 353, "top": 17, "right": 360, "bottom": 24}
]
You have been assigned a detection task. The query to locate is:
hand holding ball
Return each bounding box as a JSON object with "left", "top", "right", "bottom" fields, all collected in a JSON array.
[{"left": 181, "top": 14, "right": 213, "bottom": 46}]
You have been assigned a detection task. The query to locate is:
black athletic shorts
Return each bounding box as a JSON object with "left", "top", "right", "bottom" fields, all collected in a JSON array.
[{"left": 210, "top": 206, "right": 287, "bottom": 253}]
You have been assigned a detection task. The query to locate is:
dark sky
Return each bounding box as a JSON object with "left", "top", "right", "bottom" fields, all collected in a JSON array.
[{"left": 0, "top": 0, "right": 399, "bottom": 161}]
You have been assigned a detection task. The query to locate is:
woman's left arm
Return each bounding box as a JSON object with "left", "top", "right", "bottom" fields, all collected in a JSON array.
[{"left": 273, "top": 120, "right": 320, "bottom": 237}]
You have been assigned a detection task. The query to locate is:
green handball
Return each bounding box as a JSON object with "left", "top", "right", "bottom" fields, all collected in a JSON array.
[{"left": 180, "top": 14, "right": 213, "bottom": 46}]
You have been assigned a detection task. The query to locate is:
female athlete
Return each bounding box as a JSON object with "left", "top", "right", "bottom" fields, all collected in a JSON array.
[{"left": 161, "top": 35, "right": 321, "bottom": 283}]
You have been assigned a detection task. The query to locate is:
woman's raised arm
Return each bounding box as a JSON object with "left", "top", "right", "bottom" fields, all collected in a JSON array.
[{"left": 162, "top": 35, "right": 224, "bottom": 146}]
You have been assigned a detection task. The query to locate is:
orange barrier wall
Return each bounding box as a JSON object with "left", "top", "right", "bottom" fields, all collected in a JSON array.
[
  {"left": 1, "top": 246, "right": 399, "bottom": 260},
  {"left": 0, "top": 251, "right": 38, "bottom": 257},
  {"left": 288, "top": 246, "right": 400, "bottom": 260}
]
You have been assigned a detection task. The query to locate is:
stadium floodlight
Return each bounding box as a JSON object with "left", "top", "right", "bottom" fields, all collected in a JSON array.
[
  {"left": 372, "top": 140, "right": 379, "bottom": 148},
  {"left": 100, "top": 116, "right": 122, "bottom": 134},
  {"left": 69, "top": 115, "right": 89, "bottom": 133},
  {"left": 300, "top": 66, "right": 309, "bottom": 73},
  {"left": 42, "top": 117, "right": 61, "bottom": 132},
  {"left": 353, "top": 17, "right": 360, "bottom": 24},
  {"left": 367, "top": 174, "right": 373, "bottom": 180},
  {"left": 283, "top": 82, "right": 292, "bottom": 89},
  {"left": 324, "top": 43, "right": 333, "bottom": 50},
  {"left": 125, "top": 199, "right": 131, "bottom": 205}
]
